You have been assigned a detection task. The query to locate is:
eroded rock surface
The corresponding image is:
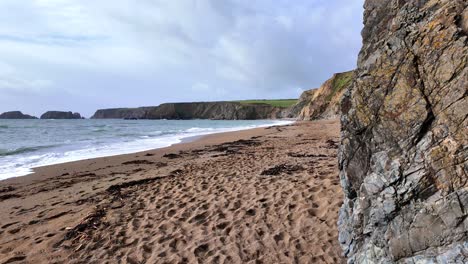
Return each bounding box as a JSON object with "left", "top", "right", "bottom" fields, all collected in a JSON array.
[
  {"left": 338, "top": 0, "right": 467, "bottom": 263},
  {"left": 289, "top": 71, "right": 355, "bottom": 120}
]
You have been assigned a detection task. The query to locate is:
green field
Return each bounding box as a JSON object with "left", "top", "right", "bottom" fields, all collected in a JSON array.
[{"left": 235, "top": 99, "right": 298, "bottom": 108}]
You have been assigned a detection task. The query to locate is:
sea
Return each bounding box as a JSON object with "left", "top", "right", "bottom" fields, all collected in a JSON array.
[{"left": 0, "top": 119, "right": 292, "bottom": 180}]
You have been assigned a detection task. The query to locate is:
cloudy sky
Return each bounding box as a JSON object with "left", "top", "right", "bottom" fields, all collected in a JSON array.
[{"left": 0, "top": 0, "right": 364, "bottom": 117}]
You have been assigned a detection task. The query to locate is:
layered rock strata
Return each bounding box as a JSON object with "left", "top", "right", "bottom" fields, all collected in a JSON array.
[
  {"left": 290, "top": 71, "right": 354, "bottom": 120},
  {"left": 338, "top": 0, "right": 467, "bottom": 263}
]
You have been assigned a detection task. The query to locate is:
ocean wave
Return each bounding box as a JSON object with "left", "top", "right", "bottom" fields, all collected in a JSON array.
[
  {"left": 0, "top": 145, "right": 57, "bottom": 157},
  {"left": 92, "top": 129, "right": 108, "bottom": 133},
  {"left": 117, "top": 133, "right": 139, "bottom": 137},
  {"left": 0, "top": 120, "right": 294, "bottom": 179},
  {"left": 186, "top": 127, "right": 215, "bottom": 133}
]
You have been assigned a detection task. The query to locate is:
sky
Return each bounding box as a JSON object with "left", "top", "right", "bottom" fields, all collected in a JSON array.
[{"left": 0, "top": 0, "right": 364, "bottom": 117}]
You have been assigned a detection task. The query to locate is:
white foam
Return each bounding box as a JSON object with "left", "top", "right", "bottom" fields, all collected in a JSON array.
[{"left": 0, "top": 120, "right": 294, "bottom": 180}]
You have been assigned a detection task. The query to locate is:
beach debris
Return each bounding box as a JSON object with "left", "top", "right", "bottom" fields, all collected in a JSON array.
[
  {"left": 211, "top": 139, "right": 261, "bottom": 155},
  {"left": 170, "top": 169, "right": 184, "bottom": 176},
  {"left": 0, "top": 186, "right": 15, "bottom": 193},
  {"left": 122, "top": 160, "right": 155, "bottom": 165},
  {"left": 163, "top": 153, "right": 182, "bottom": 159},
  {"left": 325, "top": 139, "right": 338, "bottom": 149},
  {"left": 75, "top": 243, "right": 85, "bottom": 252},
  {"left": 231, "top": 139, "right": 262, "bottom": 146},
  {"left": 63, "top": 207, "right": 107, "bottom": 243},
  {"left": 107, "top": 176, "right": 166, "bottom": 195},
  {"left": 261, "top": 164, "right": 304, "bottom": 176},
  {"left": 287, "top": 153, "right": 328, "bottom": 158},
  {"left": 131, "top": 168, "right": 144, "bottom": 174},
  {"left": 76, "top": 172, "right": 97, "bottom": 178},
  {"left": 0, "top": 193, "right": 21, "bottom": 202},
  {"left": 122, "top": 160, "right": 167, "bottom": 167},
  {"left": 265, "top": 125, "right": 284, "bottom": 131}
]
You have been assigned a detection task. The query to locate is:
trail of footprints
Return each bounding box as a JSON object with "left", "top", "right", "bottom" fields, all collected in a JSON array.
[{"left": 67, "top": 130, "right": 343, "bottom": 263}]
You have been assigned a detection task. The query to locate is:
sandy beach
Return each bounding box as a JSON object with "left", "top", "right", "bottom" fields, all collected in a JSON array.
[{"left": 0, "top": 120, "right": 344, "bottom": 264}]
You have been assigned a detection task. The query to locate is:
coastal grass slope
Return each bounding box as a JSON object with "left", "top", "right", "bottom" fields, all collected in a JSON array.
[{"left": 235, "top": 99, "right": 298, "bottom": 108}]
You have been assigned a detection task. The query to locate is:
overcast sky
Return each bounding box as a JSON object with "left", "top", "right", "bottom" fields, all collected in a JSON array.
[{"left": 0, "top": 0, "right": 364, "bottom": 117}]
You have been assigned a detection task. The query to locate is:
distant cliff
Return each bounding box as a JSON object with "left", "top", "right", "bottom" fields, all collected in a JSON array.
[
  {"left": 40, "top": 111, "right": 83, "bottom": 119},
  {"left": 0, "top": 111, "right": 37, "bottom": 119},
  {"left": 91, "top": 102, "right": 286, "bottom": 120},
  {"left": 288, "top": 71, "right": 354, "bottom": 120},
  {"left": 338, "top": 0, "right": 467, "bottom": 263},
  {"left": 90, "top": 108, "right": 151, "bottom": 119}
]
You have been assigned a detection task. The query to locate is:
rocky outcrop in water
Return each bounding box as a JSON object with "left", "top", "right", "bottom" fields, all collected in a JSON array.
[
  {"left": 91, "top": 102, "right": 285, "bottom": 120},
  {"left": 289, "top": 71, "right": 354, "bottom": 120},
  {"left": 40, "top": 111, "right": 83, "bottom": 119},
  {"left": 338, "top": 0, "right": 467, "bottom": 263},
  {"left": 0, "top": 111, "right": 37, "bottom": 119}
]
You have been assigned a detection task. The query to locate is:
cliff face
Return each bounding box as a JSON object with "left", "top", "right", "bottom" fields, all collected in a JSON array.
[
  {"left": 286, "top": 90, "right": 317, "bottom": 118},
  {"left": 40, "top": 111, "right": 83, "bottom": 119},
  {"left": 146, "top": 102, "right": 283, "bottom": 120},
  {"left": 291, "top": 71, "right": 354, "bottom": 120},
  {"left": 0, "top": 111, "right": 37, "bottom": 119},
  {"left": 338, "top": 0, "right": 467, "bottom": 263},
  {"left": 91, "top": 108, "right": 152, "bottom": 119},
  {"left": 91, "top": 102, "right": 284, "bottom": 120}
]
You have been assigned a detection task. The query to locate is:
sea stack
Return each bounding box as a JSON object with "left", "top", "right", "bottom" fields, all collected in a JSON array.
[
  {"left": 338, "top": 0, "right": 467, "bottom": 262},
  {"left": 0, "top": 111, "right": 38, "bottom": 119},
  {"left": 40, "top": 111, "right": 83, "bottom": 119}
]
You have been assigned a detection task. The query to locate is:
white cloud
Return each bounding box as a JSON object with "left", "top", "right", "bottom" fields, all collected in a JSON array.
[
  {"left": 0, "top": 62, "right": 53, "bottom": 93},
  {"left": 191, "top": 82, "right": 210, "bottom": 92},
  {"left": 0, "top": 78, "right": 53, "bottom": 92},
  {"left": 276, "top": 15, "right": 293, "bottom": 30},
  {"left": 0, "top": 0, "right": 364, "bottom": 116}
]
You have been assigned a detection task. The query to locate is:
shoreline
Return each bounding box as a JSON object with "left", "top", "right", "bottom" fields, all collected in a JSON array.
[
  {"left": 0, "top": 119, "right": 344, "bottom": 263},
  {"left": 0, "top": 119, "right": 294, "bottom": 181},
  {"left": 0, "top": 122, "right": 293, "bottom": 186}
]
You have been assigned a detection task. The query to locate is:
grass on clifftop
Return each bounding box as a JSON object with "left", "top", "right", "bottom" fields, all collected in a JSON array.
[
  {"left": 326, "top": 71, "right": 354, "bottom": 101},
  {"left": 235, "top": 99, "right": 298, "bottom": 108}
]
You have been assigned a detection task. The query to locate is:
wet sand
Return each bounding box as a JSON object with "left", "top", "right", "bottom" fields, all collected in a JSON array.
[{"left": 0, "top": 120, "right": 344, "bottom": 264}]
